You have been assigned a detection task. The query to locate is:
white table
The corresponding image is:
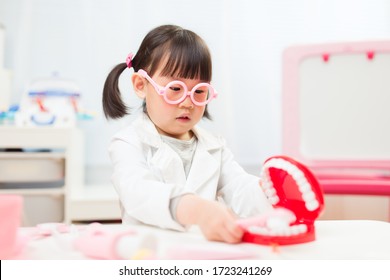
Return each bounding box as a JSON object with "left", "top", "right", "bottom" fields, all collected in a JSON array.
[{"left": 11, "top": 220, "right": 390, "bottom": 260}]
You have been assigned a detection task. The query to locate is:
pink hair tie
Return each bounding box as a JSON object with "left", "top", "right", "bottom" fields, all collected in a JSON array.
[{"left": 126, "top": 52, "right": 134, "bottom": 68}]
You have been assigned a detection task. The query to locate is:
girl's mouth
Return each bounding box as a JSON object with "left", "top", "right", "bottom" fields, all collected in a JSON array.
[{"left": 176, "top": 116, "right": 191, "bottom": 121}]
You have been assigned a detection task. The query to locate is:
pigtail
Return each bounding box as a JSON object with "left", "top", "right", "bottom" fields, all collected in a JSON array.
[{"left": 102, "top": 63, "right": 130, "bottom": 119}]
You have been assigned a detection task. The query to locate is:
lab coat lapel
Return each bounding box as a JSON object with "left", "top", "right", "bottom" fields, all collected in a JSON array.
[
  {"left": 185, "top": 143, "right": 219, "bottom": 191},
  {"left": 185, "top": 126, "right": 221, "bottom": 191},
  {"left": 151, "top": 145, "right": 187, "bottom": 186}
]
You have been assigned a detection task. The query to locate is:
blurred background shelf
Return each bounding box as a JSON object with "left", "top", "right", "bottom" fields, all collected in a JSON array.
[
  {"left": 0, "top": 126, "right": 83, "bottom": 225},
  {"left": 69, "top": 183, "right": 120, "bottom": 222},
  {"left": 0, "top": 126, "right": 121, "bottom": 225}
]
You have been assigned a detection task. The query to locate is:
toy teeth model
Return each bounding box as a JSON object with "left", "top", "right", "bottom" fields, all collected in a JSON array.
[{"left": 237, "top": 155, "right": 325, "bottom": 245}]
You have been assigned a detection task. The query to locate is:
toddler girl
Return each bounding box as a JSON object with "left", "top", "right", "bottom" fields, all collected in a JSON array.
[{"left": 102, "top": 24, "right": 271, "bottom": 243}]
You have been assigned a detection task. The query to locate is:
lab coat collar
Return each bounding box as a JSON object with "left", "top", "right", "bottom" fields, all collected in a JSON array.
[{"left": 133, "top": 113, "right": 223, "bottom": 152}]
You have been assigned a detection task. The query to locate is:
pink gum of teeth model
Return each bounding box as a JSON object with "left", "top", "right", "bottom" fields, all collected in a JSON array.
[{"left": 237, "top": 155, "right": 325, "bottom": 245}]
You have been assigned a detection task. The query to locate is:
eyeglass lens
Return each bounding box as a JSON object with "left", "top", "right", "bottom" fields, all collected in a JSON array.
[{"left": 165, "top": 82, "right": 211, "bottom": 103}]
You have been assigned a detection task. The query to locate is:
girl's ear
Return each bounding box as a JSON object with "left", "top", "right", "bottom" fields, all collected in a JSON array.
[{"left": 132, "top": 73, "right": 147, "bottom": 99}]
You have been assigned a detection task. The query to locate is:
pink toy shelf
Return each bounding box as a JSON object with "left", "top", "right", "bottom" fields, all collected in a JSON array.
[{"left": 282, "top": 41, "right": 390, "bottom": 196}]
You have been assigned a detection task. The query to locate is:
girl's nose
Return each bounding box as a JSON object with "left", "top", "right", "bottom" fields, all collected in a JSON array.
[{"left": 178, "top": 95, "right": 194, "bottom": 109}]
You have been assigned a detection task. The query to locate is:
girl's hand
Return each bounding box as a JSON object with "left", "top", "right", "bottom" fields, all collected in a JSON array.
[
  {"left": 197, "top": 200, "right": 244, "bottom": 243},
  {"left": 176, "top": 194, "right": 244, "bottom": 243}
]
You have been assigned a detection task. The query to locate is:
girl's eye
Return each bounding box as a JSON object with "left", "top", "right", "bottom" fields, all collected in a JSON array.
[
  {"left": 169, "top": 87, "right": 181, "bottom": 92},
  {"left": 194, "top": 90, "right": 205, "bottom": 94}
]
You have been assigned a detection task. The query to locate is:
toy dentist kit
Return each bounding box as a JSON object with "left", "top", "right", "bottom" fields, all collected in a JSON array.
[{"left": 13, "top": 76, "right": 93, "bottom": 127}]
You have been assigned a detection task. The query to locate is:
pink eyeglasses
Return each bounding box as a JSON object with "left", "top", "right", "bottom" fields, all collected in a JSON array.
[{"left": 137, "top": 69, "right": 218, "bottom": 106}]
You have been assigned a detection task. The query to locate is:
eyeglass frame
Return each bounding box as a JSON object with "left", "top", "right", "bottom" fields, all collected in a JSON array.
[{"left": 137, "top": 69, "right": 218, "bottom": 106}]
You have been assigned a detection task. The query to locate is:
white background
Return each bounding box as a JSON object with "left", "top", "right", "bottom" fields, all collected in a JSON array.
[{"left": 1, "top": 0, "right": 390, "bottom": 184}]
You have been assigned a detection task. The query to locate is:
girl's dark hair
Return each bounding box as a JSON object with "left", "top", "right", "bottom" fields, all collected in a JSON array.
[{"left": 102, "top": 25, "right": 212, "bottom": 120}]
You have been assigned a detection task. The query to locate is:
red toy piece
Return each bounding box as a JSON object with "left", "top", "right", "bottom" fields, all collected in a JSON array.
[{"left": 238, "top": 155, "right": 325, "bottom": 246}]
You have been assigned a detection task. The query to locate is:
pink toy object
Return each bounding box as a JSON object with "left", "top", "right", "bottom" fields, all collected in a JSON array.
[
  {"left": 0, "top": 195, "right": 26, "bottom": 259},
  {"left": 238, "top": 156, "right": 324, "bottom": 246},
  {"left": 73, "top": 223, "right": 137, "bottom": 259},
  {"left": 35, "top": 222, "right": 71, "bottom": 237}
]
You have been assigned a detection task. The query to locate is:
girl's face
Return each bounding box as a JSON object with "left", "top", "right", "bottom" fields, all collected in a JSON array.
[{"left": 142, "top": 68, "right": 207, "bottom": 140}]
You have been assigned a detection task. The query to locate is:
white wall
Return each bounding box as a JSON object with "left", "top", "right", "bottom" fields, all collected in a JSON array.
[{"left": 1, "top": 0, "right": 390, "bottom": 183}]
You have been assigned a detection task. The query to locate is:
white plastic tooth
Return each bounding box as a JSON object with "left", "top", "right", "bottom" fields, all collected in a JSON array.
[
  {"left": 270, "top": 159, "right": 282, "bottom": 168},
  {"left": 266, "top": 217, "right": 289, "bottom": 230},
  {"left": 279, "top": 161, "right": 288, "bottom": 171},
  {"left": 248, "top": 226, "right": 257, "bottom": 234},
  {"left": 280, "top": 228, "right": 291, "bottom": 236},
  {"left": 280, "top": 163, "right": 290, "bottom": 173},
  {"left": 290, "top": 225, "right": 300, "bottom": 235},
  {"left": 279, "top": 160, "right": 287, "bottom": 170},
  {"left": 292, "top": 171, "right": 305, "bottom": 183},
  {"left": 261, "top": 181, "right": 272, "bottom": 190},
  {"left": 265, "top": 188, "right": 277, "bottom": 197},
  {"left": 249, "top": 226, "right": 268, "bottom": 235},
  {"left": 262, "top": 180, "right": 272, "bottom": 188},
  {"left": 296, "top": 177, "right": 309, "bottom": 188},
  {"left": 248, "top": 226, "right": 258, "bottom": 234},
  {"left": 298, "top": 182, "right": 311, "bottom": 192},
  {"left": 306, "top": 200, "right": 319, "bottom": 211},
  {"left": 263, "top": 229, "right": 272, "bottom": 236},
  {"left": 268, "top": 230, "right": 279, "bottom": 236},
  {"left": 291, "top": 173, "right": 301, "bottom": 182},
  {"left": 261, "top": 173, "right": 271, "bottom": 181},
  {"left": 292, "top": 168, "right": 304, "bottom": 178},
  {"left": 302, "top": 190, "right": 316, "bottom": 201},
  {"left": 297, "top": 224, "right": 308, "bottom": 233},
  {"left": 261, "top": 173, "right": 271, "bottom": 183},
  {"left": 268, "top": 196, "right": 280, "bottom": 205},
  {"left": 285, "top": 165, "right": 296, "bottom": 176},
  {"left": 262, "top": 170, "right": 270, "bottom": 181},
  {"left": 248, "top": 224, "right": 308, "bottom": 237},
  {"left": 287, "top": 228, "right": 295, "bottom": 236}
]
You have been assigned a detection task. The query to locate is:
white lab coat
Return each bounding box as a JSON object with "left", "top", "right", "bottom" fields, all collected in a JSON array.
[{"left": 109, "top": 113, "right": 272, "bottom": 231}]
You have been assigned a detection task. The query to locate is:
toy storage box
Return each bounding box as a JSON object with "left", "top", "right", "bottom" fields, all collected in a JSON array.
[{"left": 282, "top": 41, "right": 390, "bottom": 220}]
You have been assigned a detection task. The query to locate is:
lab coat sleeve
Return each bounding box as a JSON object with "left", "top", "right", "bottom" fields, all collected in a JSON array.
[
  {"left": 109, "top": 137, "right": 188, "bottom": 231},
  {"left": 217, "top": 140, "right": 273, "bottom": 217}
]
